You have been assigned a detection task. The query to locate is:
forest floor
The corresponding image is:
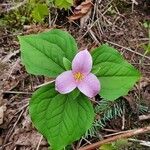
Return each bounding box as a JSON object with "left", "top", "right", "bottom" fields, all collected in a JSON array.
[{"left": 0, "top": 0, "right": 150, "bottom": 150}]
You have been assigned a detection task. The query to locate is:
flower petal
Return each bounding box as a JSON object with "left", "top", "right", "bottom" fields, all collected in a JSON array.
[
  {"left": 77, "top": 73, "right": 100, "bottom": 98},
  {"left": 55, "top": 71, "right": 77, "bottom": 94},
  {"left": 72, "top": 49, "right": 92, "bottom": 74}
]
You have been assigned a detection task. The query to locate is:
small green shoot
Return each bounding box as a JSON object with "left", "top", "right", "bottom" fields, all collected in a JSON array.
[
  {"left": 100, "top": 139, "right": 129, "bottom": 150},
  {"left": 143, "top": 21, "right": 150, "bottom": 55}
]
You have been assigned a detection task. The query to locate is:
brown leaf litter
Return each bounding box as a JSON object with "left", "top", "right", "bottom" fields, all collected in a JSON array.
[
  {"left": 0, "top": 0, "right": 150, "bottom": 149},
  {"left": 68, "top": 0, "right": 93, "bottom": 21}
]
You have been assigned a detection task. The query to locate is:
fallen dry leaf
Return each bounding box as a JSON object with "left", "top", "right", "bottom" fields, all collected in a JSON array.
[
  {"left": 68, "top": 0, "right": 93, "bottom": 21},
  {"left": 14, "top": 131, "right": 47, "bottom": 148}
]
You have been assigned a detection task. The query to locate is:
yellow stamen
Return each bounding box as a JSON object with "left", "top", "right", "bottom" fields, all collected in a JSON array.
[{"left": 74, "top": 72, "right": 84, "bottom": 81}]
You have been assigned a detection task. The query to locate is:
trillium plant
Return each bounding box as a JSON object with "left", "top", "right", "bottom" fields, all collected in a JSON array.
[
  {"left": 19, "top": 29, "right": 140, "bottom": 150},
  {"left": 56, "top": 50, "right": 100, "bottom": 98}
]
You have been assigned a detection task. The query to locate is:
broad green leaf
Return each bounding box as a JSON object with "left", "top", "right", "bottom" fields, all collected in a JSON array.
[
  {"left": 29, "top": 83, "right": 94, "bottom": 150},
  {"left": 92, "top": 44, "right": 140, "bottom": 100},
  {"left": 19, "top": 29, "right": 78, "bottom": 77},
  {"left": 54, "top": 0, "right": 73, "bottom": 9},
  {"left": 63, "top": 57, "right": 71, "bottom": 70},
  {"left": 32, "top": 3, "right": 49, "bottom": 22}
]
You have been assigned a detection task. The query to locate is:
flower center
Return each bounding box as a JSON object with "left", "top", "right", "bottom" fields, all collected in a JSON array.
[{"left": 73, "top": 72, "right": 84, "bottom": 81}]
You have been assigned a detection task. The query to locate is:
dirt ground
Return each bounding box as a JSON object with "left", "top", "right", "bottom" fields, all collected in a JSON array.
[{"left": 0, "top": 0, "right": 150, "bottom": 150}]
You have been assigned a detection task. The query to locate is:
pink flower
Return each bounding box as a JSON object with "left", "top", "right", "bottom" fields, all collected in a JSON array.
[{"left": 55, "top": 50, "right": 100, "bottom": 98}]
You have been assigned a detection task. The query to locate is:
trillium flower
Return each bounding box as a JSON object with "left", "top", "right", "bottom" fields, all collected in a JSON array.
[{"left": 55, "top": 50, "right": 100, "bottom": 98}]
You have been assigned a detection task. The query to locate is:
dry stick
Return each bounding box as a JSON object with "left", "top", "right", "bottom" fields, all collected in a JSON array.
[
  {"left": 34, "top": 80, "right": 55, "bottom": 89},
  {"left": 103, "top": 130, "right": 130, "bottom": 138},
  {"left": 121, "top": 105, "right": 125, "bottom": 130},
  {"left": 2, "top": 90, "right": 32, "bottom": 95},
  {"left": 0, "top": 142, "right": 13, "bottom": 149},
  {"left": 36, "top": 135, "right": 43, "bottom": 150},
  {"left": 129, "top": 138, "right": 150, "bottom": 147},
  {"left": 14, "top": 102, "right": 29, "bottom": 115},
  {"left": 3, "top": 110, "right": 24, "bottom": 146},
  {"left": 79, "top": 126, "right": 150, "bottom": 150},
  {"left": 102, "top": 128, "right": 119, "bottom": 133},
  {"left": 105, "top": 40, "right": 150, "bottom": 60},
  {"left": 139, "top": 114, "right": 150, "bottom": 121},
  {"left": 2, "top": 50, "right": 20, "bottom": 63}
]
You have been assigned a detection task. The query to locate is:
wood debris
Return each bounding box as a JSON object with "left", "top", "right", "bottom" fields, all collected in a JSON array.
[
  {"left": 0, "top": 105, "right": 6, "bottom": 125},
  {"left": 79, "top": 126, "right": 150, "bottom": 150}
]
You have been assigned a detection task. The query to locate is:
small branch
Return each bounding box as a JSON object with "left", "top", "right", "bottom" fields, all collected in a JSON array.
[
  {"left": 105, "top": 40, "right": 150, "bottom": 60},
  {"left": 2, "top": 50, "right": 20, "bottom": 63},
  {"left": 103, "top": 130, "right": 130, "bottom": 138},
  {"left": 34, "top": 80, "right": 55, "bottom": 89},
  {"left": 2, "top": 90, "right": 32, "bottom": 95},
  {"left": 131, "top": 0, "right": 138, "bottom": 12},
  {"left": 129, "top": 138, "right": 150, "bottom": 147},
  {"left": 36, "top": 135, "right": 43, "bottom": 150},
  {"left": 139, "top": 114, "right": 150, "bottom": 121},
  {"left": 79, "top": 126, "right": 150, "bottom": 150},
  {"left": 3, "top": 110, "right": 24, "bottom": 145}
]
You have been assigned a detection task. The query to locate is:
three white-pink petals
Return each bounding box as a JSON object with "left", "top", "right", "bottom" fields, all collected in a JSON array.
[{"left": 55, "top": 50, "right": 100, "bottom": 98}]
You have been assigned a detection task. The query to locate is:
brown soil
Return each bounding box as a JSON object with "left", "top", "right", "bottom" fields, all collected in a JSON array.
[{"left": 0, "top": 0, "right": 150, "bottom": 150}]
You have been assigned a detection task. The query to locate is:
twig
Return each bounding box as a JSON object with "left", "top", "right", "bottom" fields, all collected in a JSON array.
[
  {"left": 131, "top": 0, "right": 138, "bottom": 12},
  {"left": 78, "top": 18, "right": 101, "bottom": 41},
  {"left": 105, "top": 40, "right": 150, "bottom": 60},
  {"left": 130, "top": 38, "right": 150, "bottom": 41},
  {"left": 129, "top": 138, "right": 150, "bottom": 147},
  {"left": 36, "top": 135, "right": 43, "bottom": 150},
  {"left": 14, "top": 102, "right": 29, "bottom": 115},
  {"left": 89, "top": 29, "right": 100, "bottom": 44},
  {"left": 48, "top": 2, "right": 52, "bottom": 27},
  {"left": 71, "top": 144, "right": 76, "bottom": 150},
  {"left": 76, "top": 139, "right": 83, "bottom": 150},
  {"left": 139, "top": 114, "right": 150, "bottom": 121},
  {"left": 3, "top": 110, "right": 24, "bottom": 146},
  {"left": 103, "top": 130, "right": 130, "bottom": 138},
  {"left": 34, "top": 80, "right": 55, "bottom": 89},
  {"left": 79, "top": 126, "right": 150, "bottom": 150},
  {"left": 102, "top": 128, "right": 119, "bottom": 133},
  {"left": 121, "top": 104, "right": 125, "bottom": 130},
  {"left": 2, "top": 90, "right": 32, "bottom": 95},
  {"left": 132, "top": 62, "right": 150, "bottom": 66},
  {"left": 2, "top": 50, "right": 20, "bottom": 63},
  {"left": 0, "top": 142, "right": 13, "bottom": 149},
  {"left": 82, "top": 137, "right": 92, "bottom": 145}
]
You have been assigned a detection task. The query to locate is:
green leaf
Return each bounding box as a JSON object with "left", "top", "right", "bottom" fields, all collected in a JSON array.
[
  {"left": 63, "top": 57, "right": 71, "bottom": 70},
  {"left": 32, "top": 3, "right": 49, "bottom": 22},
  {"left": 54, "top": 0, "right": 73, "bottom": 9},
  {"left": 143, "top": 21, "right": 150, "bottom": 29},
  {"left": 29, "top": 83, "right": 94, "bottom": 150},
  {"left": 92, "top": 44, "right": 140, "bottom": 100},
  {"left": 19, "top": 29, "right": 78, "bottom": 77}
]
